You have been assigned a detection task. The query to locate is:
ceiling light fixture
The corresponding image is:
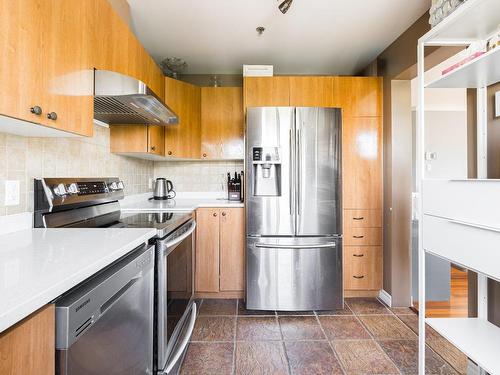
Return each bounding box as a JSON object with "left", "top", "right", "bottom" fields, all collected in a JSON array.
[{"left": 278, "top": 0, "right": 293, "bottom": 14}]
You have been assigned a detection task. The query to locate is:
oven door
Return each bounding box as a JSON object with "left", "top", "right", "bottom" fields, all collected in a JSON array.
[{"left": 156, "top": 219, "right": 196, "bottom": 374}]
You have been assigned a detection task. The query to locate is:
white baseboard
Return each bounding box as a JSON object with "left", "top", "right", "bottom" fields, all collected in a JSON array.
[{"left": 378, "top": 289, "right": 392, "bottom": 307}]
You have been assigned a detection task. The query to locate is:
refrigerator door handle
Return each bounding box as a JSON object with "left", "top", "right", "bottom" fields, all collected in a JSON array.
[
  {"left": 296, "top": 127, "right": 302, "bottom": 216},
  {"left": 289, "top": 128, "right": 294, "bottom": 217},
  {"left": 255, "top": 243, "right": 336, "bottom": 249}
]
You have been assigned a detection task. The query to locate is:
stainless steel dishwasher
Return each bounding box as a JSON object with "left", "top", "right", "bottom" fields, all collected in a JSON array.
[{"left": 55, "top": 244, "right": 155, "bottom": 375}]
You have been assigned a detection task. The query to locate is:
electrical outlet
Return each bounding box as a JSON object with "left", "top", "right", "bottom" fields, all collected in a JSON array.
[
  {"left": 149, "top": 178, "right": 155, "bottom": 189},
  {"left": 5, "top": 180, "right": 20, "bottom": 206}
]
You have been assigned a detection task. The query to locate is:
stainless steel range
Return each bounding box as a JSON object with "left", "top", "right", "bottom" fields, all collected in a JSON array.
[{"left": 34, "top": 177, "right": 196, "bottom": 375}]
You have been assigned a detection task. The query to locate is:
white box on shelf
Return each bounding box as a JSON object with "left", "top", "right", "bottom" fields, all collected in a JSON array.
[{"left": 243, "top": 65, "right": 273, "bottom": 77}]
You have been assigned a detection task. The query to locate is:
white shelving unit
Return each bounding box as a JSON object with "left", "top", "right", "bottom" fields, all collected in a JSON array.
[
  {"left": 417, "top": 0, "right": 500, "bottom": 374},
  {"left": 426, "top": 318, "right": 500, "bottom": 374},
  {"left": 426, "top": 47, "right": 500, "bottom": 88}
]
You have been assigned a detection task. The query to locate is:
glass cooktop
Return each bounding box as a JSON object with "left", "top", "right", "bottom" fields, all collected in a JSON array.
[{"left": 119, "top": 211, "right": 193, "bottom": 238}]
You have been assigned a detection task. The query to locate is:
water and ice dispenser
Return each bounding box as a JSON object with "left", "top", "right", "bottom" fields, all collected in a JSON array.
[{"left": 252, "top": 147, "right": 281, "bottom": 196}]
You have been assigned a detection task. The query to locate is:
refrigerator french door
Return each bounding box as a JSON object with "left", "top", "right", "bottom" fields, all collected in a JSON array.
[{"left": 246, "top": 107, "right": 342, "bottom": 311}]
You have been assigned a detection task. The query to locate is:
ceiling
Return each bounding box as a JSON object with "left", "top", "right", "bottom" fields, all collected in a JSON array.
[{"left": 127, "top": 0, "right": 430, "bottom": 75}]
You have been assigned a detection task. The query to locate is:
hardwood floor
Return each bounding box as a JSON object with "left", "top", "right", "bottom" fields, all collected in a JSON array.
[{"left": 414, "top": 266, "right": 469, "bottom": 318}]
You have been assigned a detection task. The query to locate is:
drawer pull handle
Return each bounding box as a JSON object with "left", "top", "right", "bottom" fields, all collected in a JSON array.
[
  {"left": 353, "top": 254, "right": 364, "bottom": 257},
  {"left": 353, "top": 235, "right": 364, "bottom": 239},
  {"left": 353, "top": 217, "right": 364, "bottom": 220},
  {"left": 353, "top": 275, "right": 365, "bottom": 279}
]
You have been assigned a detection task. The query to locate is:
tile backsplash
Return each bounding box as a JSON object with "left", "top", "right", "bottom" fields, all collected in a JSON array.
[
  {"left": 154, "top": 160, "right": 244, "bottom": 193},
  {"left": 0, "top": 125, "right": 153, "bottom": 216},
  {"left": 0, "top": 123, "right": 244, "bottom": 217}
]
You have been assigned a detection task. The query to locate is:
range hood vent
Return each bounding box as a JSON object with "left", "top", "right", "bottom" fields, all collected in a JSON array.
[{"left": 94, "top": 70, "right": 178, "bottom": 126}]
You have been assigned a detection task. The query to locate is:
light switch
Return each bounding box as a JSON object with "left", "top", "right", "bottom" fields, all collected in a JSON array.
[{"left": 5, "top": 180, "right": 20, "bottom": 206}]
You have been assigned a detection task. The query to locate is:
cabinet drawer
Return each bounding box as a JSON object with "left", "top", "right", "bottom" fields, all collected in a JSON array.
[
  {"left": 344, "top": 210, "right": 382, "bottom": 228},
  {"left": 344, "top": 246, "right": 382, "bottom": 290},
  {"left": 344, "top": 227, "right": 382, "bottom": 246}
]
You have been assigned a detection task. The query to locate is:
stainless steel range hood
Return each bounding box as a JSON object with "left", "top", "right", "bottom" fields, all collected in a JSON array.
[{"left": 94, "top": 70, "right": 178, "bottom": 125}]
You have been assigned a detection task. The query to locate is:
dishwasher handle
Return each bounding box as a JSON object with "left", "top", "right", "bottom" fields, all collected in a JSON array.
[
  {"left": 163, "top": 302, "right": 197, "bottom": 374},
  {"left": 100, "top": 277, "right": 140, "bottom": 315}
]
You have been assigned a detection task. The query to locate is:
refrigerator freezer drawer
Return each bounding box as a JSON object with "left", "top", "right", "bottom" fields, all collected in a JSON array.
[{"left": 246, "top": 237, "right": 343, "bottom": 311}]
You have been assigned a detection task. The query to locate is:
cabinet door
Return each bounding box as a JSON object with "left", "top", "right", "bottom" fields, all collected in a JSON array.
[
  {"left": 0, "top": 0, "right": 45, "bottom": 124},
  {"left": 344, "top": 246, "right": 382, "bottom": 290},
  {"left": 110, "top": 125, "right": 148, "bottom": 153},
  {"left": 0, "top": 304, "right": 55, "bottom": 375},
  {"left": 148, "top": 125, "right": 165, "bottom": 156},
  {"left": 42, "top": 0, "right": 94, "bottom": 136},
  {"left": 244, "top": 77, "right": 290, "bottom": 107},
  {"left": 343, "top": 117, "right": 382, "bottom": 209},
  {"left": 220, "top": 208, "right": 245, "bottom": 292},
  {"left": 195, "top": 208, "right": 220, "bottom": 293},
  {"left": 201, "top": 87, "right": 244, "bottom": 159},
  {"left": 335, "top": 77, "right": 382, "bottom": 117},
  {"left": 289, "top": 77, "right": 340, "bottom": 107},
  {"left": 164, "top": 78, "right": 201, "bottom": 158}
]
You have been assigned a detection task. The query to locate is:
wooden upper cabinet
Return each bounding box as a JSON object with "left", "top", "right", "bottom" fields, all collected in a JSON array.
[
  {"left": 148, "top": 125, "right": 165, "bottom": 156},
  {"left": 195, "top": 208, "right": 220, "bottom": 293},
  {"left": 289, "top": 76, "right": 340, "bottom": 107},
  {"left": 342, "top": 116, "right": 382, "bottom": 209},
  {"left": 0, "top": 304, "right": 55, "bottom": 375},
  {"left": 110, "top": 125, "right": 164, "bottom": 156},
  {"left": 164, "top": 78, "right": 201, "bottom": 158},
  {"left": 219, "top": 208, "right": 245, "bottom": 292},
  {"left": 244, "top": 77, "right": 290, "bottom": 107},
  {"left": 42, "top": 0, "right": 95, "bottom": 136},
  {"left": 335, "top": 77, "right": 382, "bottom": 117},
  {"left": 0, "top": 0, "right": 45, "bottom": 125},
  {"left": 0, "top": 0, "right": 94, "bottom": 136},
  {"left": 201, "top": 87, "right": 244, "bottom": 160}
]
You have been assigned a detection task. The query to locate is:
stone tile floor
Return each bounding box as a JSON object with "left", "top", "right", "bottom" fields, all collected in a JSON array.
[{"left": 180, "top": 298, "right": 467, "bottom": 375}]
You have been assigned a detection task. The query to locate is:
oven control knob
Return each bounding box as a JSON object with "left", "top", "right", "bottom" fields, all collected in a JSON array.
[
  {"left": 53, "top": 183, "right": 67, "bottom": 197},
  {"left": 67, "top": 183, "right": 79, "bottom": 195},
  {"left": 108, "top": 181, "right": 118, "bottom": 191},
  {"left": 117, "top": 181, "right": 124, "bottom": 190}
]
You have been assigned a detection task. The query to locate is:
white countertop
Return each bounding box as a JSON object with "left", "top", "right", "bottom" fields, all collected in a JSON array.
[
  {"left": 121, "top": 193, "right": 244, "bottom": 212},
  {"left": 0, "top": 228, "right": 156, "bottom": 333}
]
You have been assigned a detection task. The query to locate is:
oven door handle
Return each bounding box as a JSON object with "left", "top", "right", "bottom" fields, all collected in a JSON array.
[
  {"left": 164, "top": 220, "right": 196, "bottom": 252},
  {"left": 163, "top": 302, "right": 197, "bottom": 374}
]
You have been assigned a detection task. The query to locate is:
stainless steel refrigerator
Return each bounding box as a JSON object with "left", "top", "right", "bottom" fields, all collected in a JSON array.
[{"left": 246, "top": 107, "right": 342, "bottom": 311}]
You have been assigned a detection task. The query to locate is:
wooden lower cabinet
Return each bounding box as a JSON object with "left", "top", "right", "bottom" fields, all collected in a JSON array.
[
  {"left": 219, "top": 208, "right": 245, "bottom": 291},
  {"left": 195, "top": 208, "right": 220, "bottom": 293},
  {"left": 0, "top": 304, "right": 55, "bottom": 375},
  {"left": 344, "top": 208, "right": 383, "bottom": 294},
  {"left": 195, "top": 207, "right": 245, "bottom": 296},
  {"left": 344, "top": 246, "right": 382, "bottom": 290}
]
